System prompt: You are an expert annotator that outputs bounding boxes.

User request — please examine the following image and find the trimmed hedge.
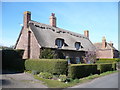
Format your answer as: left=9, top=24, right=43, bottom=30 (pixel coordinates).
left=112, top=62, right=117, bottom=71
left=2, top=49, right=25, bottom=72
left=98, top=58, right=119, bottom=60
left=96, top=58, right=120, bottom=63
left=25, top=59, right=68, bottom=75
left=68, top=64, right=98, bottom=79
left=98, top=63, right=113, bottom=73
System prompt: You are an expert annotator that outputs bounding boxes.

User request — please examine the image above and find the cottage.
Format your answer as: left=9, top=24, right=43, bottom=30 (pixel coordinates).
left=14, top=11, right=96, bottom=63
left=94, top=36, right=119, bottom=58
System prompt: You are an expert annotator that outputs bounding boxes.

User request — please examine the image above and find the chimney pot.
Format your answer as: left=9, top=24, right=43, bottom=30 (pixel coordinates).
left=23, top=11, right=31, bottom=29
left=50, top=13, right=56, bottom=27
left=102, top=36, right=106, bottom=49
left=84, top=30, right=89, bottom=38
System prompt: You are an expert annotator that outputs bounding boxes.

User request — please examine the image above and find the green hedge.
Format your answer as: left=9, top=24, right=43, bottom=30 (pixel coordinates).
left=98, top=58, right=119, bottom=60
left=68, top=64, right=98, bottom=79
left=112, top=62, right=117, bottom=71
left=98, top=63, right=113, bottom=73
left=25, top=59, right=68, bottom=75
left=2, top=49, right=25, bottom=72
left=96, top=58, right=120, bottom=63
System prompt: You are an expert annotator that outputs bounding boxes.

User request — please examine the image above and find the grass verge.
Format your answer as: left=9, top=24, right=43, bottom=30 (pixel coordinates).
left=33, top=70, right=118, bottom=88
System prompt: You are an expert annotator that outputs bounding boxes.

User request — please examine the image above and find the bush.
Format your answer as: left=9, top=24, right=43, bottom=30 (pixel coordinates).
left=59, top=75, right=67, bottom=82
left=115, top=58, right=120, bottom=62
left=40, top=49, right=55, bottom=59
left=32, top=70, right=39, bottom=75
left=68, top=64, right=98, bottom=79
left=96, top=58, right=120, bottom=63
left=38, top=72, right=53, bottom=79
left=25, top=59, right=68, bottom=75
left=112, top=62, right=117, bottom=71
left=98, top=63, right=112, bottom=73
left=2, top=49, right=25, bottom=72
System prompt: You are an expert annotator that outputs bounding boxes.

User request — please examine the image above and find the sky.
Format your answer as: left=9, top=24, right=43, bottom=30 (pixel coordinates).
left=1, top=2, right=118, bottom=49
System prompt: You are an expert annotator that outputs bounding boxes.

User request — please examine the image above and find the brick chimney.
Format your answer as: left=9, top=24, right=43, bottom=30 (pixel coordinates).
left=49, top=13, right=56, bottom=27
left=84, top=30, right=89, bottom=38
left=102, top=36, right=106, bottom=49
left=23, top=11, right=31, bottom=29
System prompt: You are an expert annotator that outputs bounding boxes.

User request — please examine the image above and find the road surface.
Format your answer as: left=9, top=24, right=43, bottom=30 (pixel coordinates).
left=71, top=72, right=118, bottom=88
left=1, top=72, right=48, bottom=88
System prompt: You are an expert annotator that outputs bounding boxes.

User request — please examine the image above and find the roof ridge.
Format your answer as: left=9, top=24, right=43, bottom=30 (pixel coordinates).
left=29, top=20, right=88, bottom=39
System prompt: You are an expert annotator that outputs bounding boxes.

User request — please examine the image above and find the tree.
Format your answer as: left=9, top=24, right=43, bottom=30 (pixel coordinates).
left=40, top=48, right=55, bottom=59
left=54, top=50, right=65, bottom=59
left=83, top=50, right=97, bottom=64
left=39, top=48, right=65, bottom=59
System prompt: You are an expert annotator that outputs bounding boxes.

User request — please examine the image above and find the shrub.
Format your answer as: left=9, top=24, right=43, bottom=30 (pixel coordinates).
left=25, top=59, right=68, bottom=75
left=40, top=48, right=65, bottom=59
left=38, top=72, right=53, bottom=79
left=2, top=49, right=25, bottom=72
left=73, top=79, right=79, bottom=83
left=59, top=75, right=67, bottom=82
left=98, top=63, right=112, bottom=73
left=32, top=70, right=39, bottom=75
left=96, top=58, right=120, bottom=63
left=116, top=58, right=120, bottom=62
left=68, top=64, right=98, bottom=79
left=112, top=62, right=117, bottom=71
left=40, top=49, right=55, bottom=59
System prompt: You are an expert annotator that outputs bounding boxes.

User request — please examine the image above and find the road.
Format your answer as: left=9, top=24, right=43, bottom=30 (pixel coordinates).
left=1, top=71, right=119, bottom=88
left=1, top=72, right=48, bottom=88
left=70, top=72, right=118, bottom=88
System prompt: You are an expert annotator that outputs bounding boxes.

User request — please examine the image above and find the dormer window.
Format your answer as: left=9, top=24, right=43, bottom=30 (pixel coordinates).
left=55, top=38, right=64, bottom=48
left=75, top=42, right=81, bottom=50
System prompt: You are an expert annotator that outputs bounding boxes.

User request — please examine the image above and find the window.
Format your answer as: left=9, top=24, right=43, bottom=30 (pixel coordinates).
left=55, top=38, right=64, bottom=48
left=76, top=57, right=80, bottom=64
left=75, top=42, right=81, bottom=50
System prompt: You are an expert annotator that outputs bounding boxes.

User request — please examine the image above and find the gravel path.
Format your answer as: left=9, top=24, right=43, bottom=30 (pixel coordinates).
left=2, top=72, right=48, bottom=88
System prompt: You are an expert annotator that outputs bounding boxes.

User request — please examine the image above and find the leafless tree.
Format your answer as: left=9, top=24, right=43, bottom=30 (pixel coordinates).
left=83, top=50, right=97, bottom=64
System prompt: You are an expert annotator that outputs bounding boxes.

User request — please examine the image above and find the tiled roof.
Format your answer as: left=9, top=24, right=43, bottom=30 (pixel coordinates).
left=94, top=42, right=117, bottom=50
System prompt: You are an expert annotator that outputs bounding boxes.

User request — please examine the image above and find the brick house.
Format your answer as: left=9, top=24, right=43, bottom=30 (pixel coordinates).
left=14, top=11, right=96, bottom=63
left=94, top=36, right=119, bottom=58
left=14, top=11, right=119, bottom=63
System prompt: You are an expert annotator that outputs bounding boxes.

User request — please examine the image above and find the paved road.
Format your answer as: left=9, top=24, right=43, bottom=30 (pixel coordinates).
left=1, top=72, right=48, bottom=88
left=71, top=72, right=118, bottom=88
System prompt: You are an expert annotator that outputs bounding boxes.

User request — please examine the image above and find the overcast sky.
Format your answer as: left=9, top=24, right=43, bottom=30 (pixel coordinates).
left=2, top=2, right=118, bottom=49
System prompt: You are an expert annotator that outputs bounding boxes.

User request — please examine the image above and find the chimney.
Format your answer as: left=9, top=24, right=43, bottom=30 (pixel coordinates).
left=49, top=13, right=56, bottom=27
left=23, top=11, right=31, bottom=29
left=109, top=41, right=113, bottom=47
left=84, top=30, right=89, bottom=38
left=102, top=36, right=106, bottom=49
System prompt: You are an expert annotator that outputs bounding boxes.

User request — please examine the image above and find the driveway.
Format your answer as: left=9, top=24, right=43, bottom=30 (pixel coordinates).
left=70, top=72, right=118, bottom=88
left=1, top=72, right=48, bottom=88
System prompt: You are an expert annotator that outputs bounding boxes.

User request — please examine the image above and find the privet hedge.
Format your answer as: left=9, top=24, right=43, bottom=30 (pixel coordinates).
left=98, top=63, right=113, bottom=73
left=2, top=49, right=24, bottom=72
left=112, top=62, right=117, bottom=70
left=68, top=64, right=98, bottom=79
left=25, top=59, right=68, bottom=75
left=96, top=58, right=120, bottom=63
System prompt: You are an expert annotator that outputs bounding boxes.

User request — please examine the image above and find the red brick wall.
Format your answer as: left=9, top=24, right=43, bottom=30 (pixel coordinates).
left=15, top=28, right=29, bottom=59
left=96, top=49, right=113, bottom=58
left=15, top=28, right=40, bottom=59
left=30, top=29, right=40, bottom=59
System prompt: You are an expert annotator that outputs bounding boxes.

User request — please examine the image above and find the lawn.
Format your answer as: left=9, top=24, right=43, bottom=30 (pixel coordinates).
left=33, top=70, right=118, bottom=88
